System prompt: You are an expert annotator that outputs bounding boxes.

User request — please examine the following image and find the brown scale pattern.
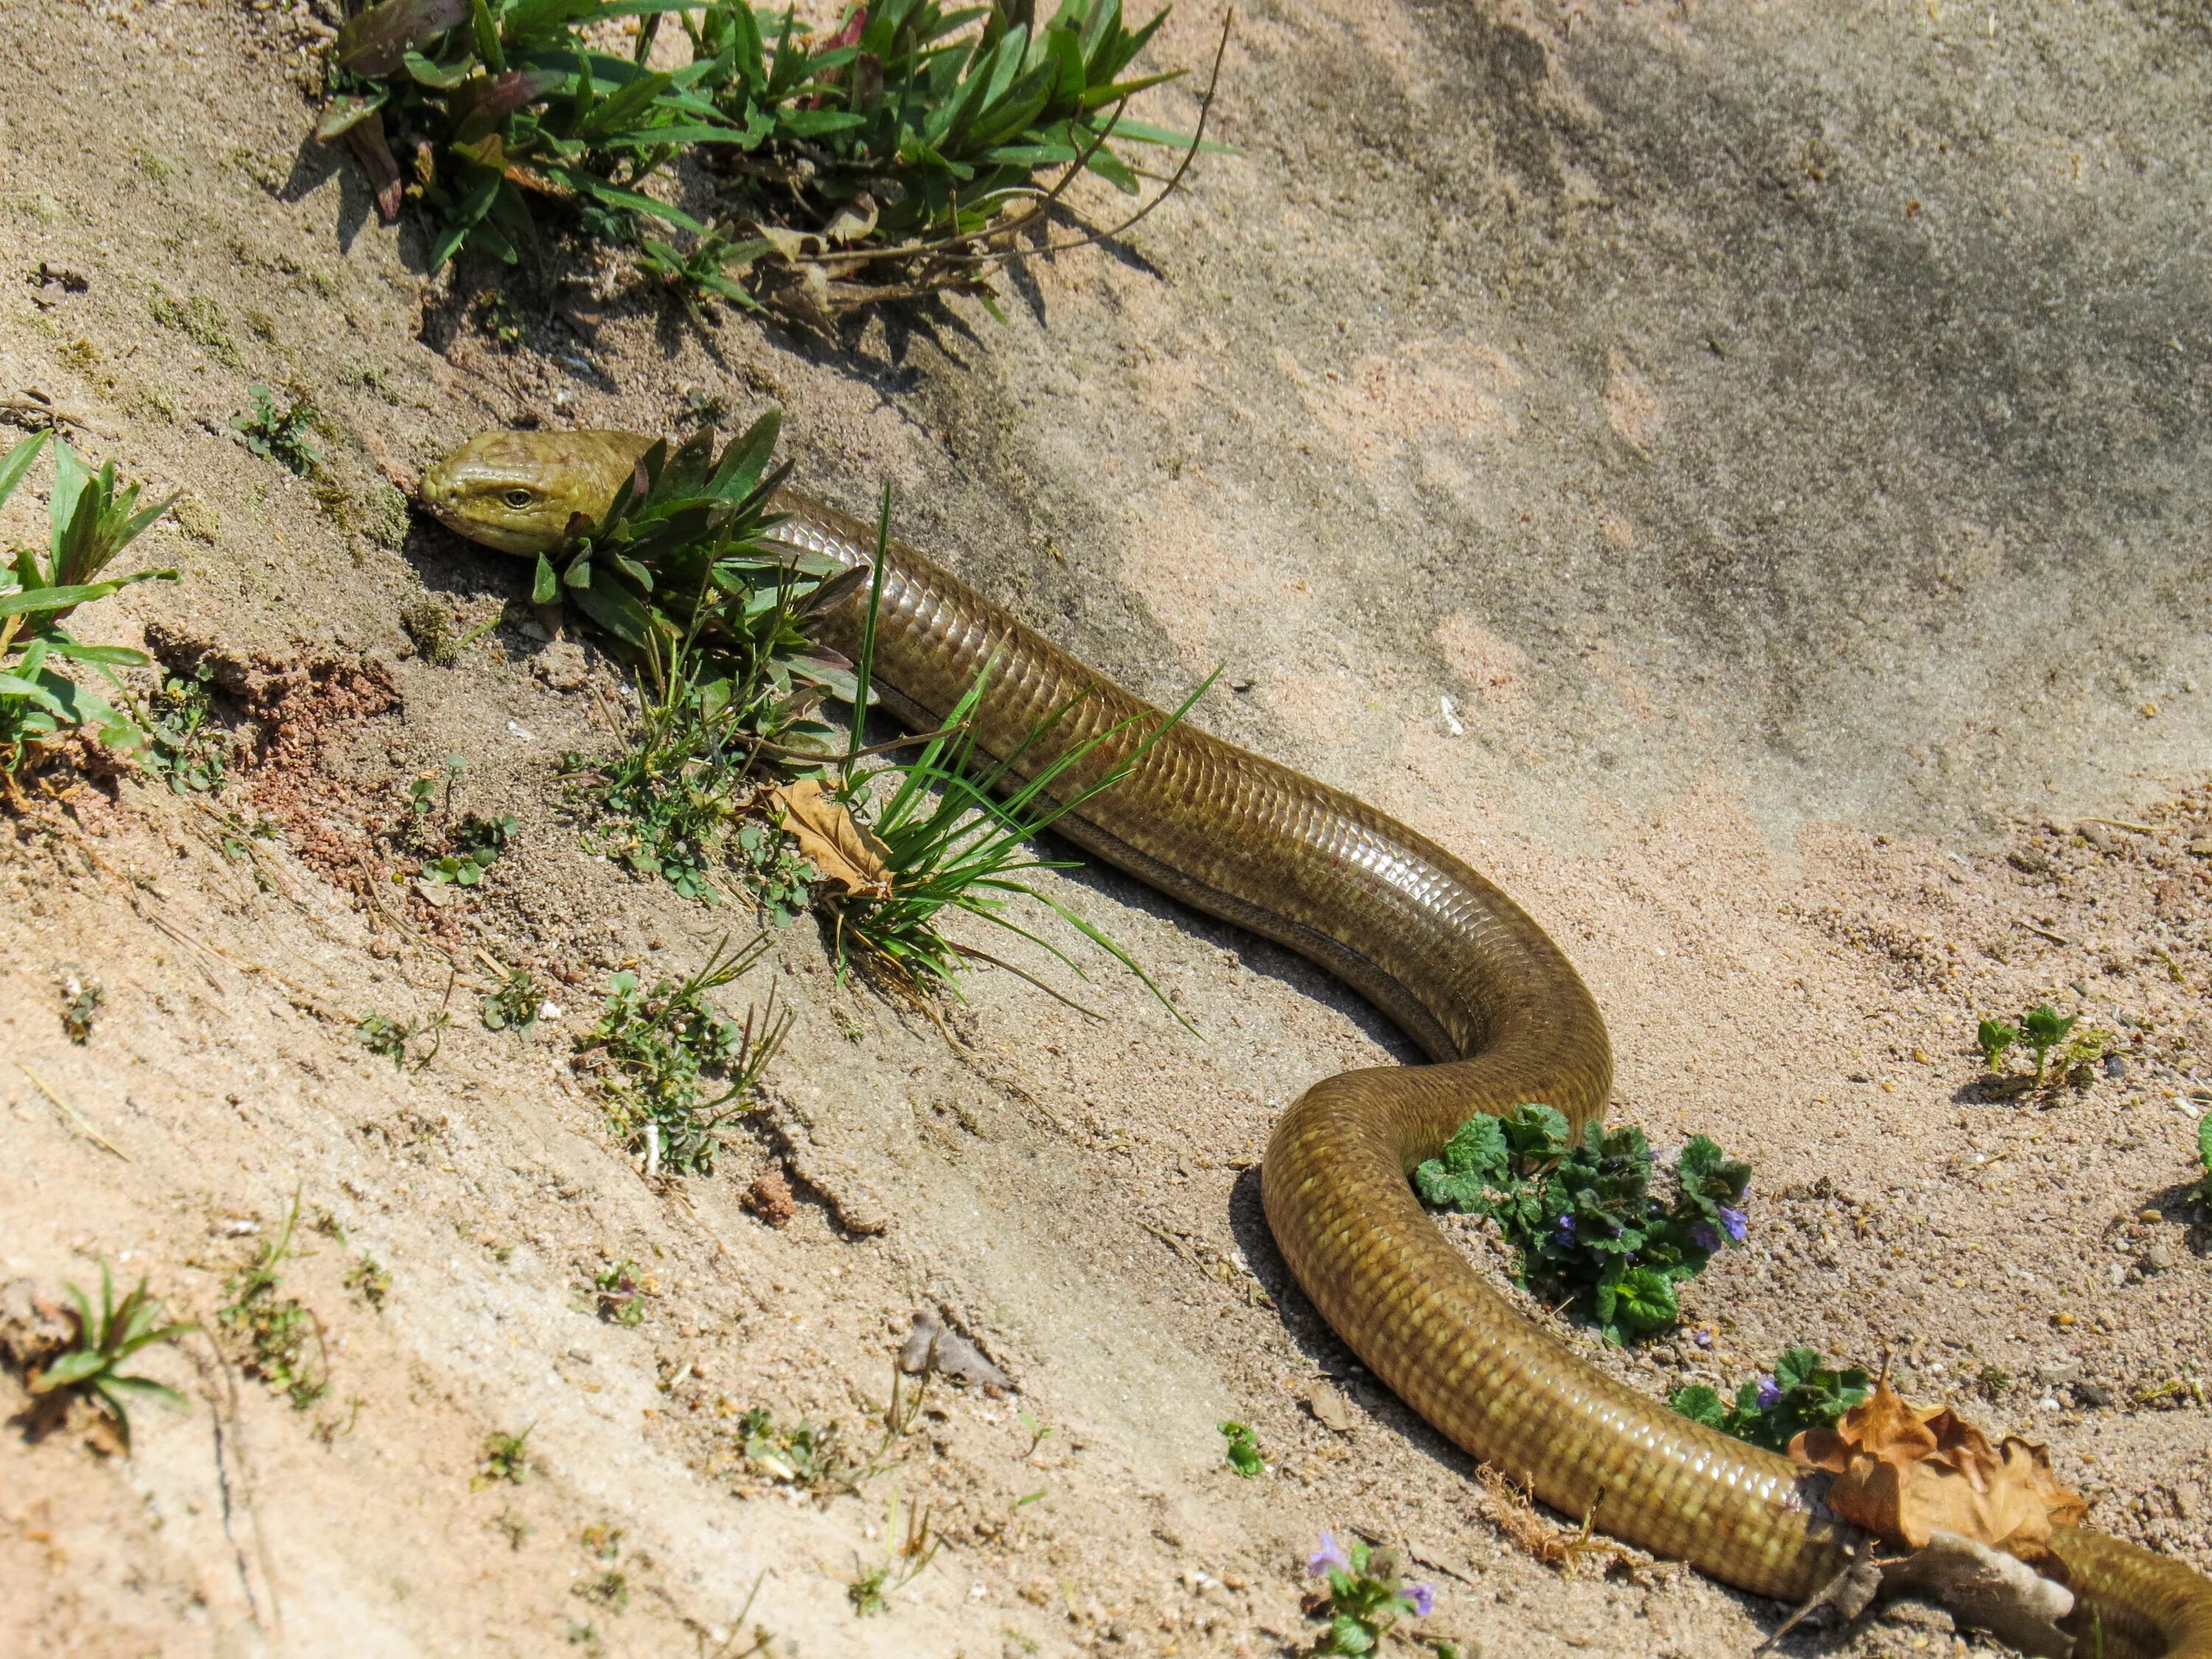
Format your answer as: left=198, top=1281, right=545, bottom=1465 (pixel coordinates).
left=438, top=433, right=2212, bottom=1657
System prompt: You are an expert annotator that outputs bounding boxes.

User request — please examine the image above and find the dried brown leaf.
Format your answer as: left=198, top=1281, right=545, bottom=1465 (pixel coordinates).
left=770, top=779, right=892, bottom=900
left=1791, top=1378, right=2088, bottom=1559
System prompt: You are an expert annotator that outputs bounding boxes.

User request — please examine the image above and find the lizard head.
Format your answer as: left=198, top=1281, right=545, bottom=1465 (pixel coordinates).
left=420, top=428, right=654, bottom=556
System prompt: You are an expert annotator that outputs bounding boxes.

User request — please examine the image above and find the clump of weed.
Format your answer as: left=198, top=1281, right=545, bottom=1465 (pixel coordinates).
left=1976, top=1002, right=2111, bottom=1091
left=218, top=1192, right=327, bottom=1410
left=573, top=934, right=792, bottom=1176
left=321, top=0, right=1222, bottom=324
left=1219, top=1419, right=1264, bottom=1478
left=1975, top=1363, right=2013, bottom=1402
left=142, top=662, right=230, bottom=793
left=1669, top=1346, right=1870, bottom=1453
left=574, top=1568, right=629, bottom=1612
left=847, top=1489, right=939, bottom=1615
left=477, top=1425, right=533, bottom=1487
left=1303, top=1533, right=1451, bottom=1657
left=358, top=1009, right=450, bottom=1071
left=232, top=385, right=320, bottom=476
left=344, top=1255, right=392, bottom=1311
left=737, top=819, right=813, bottom=925
left=24, top=1261, right=192, bottom=1451
left=60, top=972, right=101, bottom=1043
left=1415, top=1104, right=1750, bottom=1345
left=554, top=420, right=848, bottom=902
left=0, top=431, right=178, bottom=781
left=2194, top=1116, right=2212, bottom=1222
left=739, top=1406, right=856, bottom=1495
left=483, top=967, right=552, bottom=1033
left=591, top=1259, right=653, bottom=1326
left=398, top=597, right=458, bottom=667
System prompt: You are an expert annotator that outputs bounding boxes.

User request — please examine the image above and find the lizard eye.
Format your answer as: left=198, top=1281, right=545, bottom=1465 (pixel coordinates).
left=502, top=487, right=534, bottom=509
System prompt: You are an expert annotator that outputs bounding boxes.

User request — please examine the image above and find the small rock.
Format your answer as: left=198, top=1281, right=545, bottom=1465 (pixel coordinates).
left=0, top=1279, right=74, bottom=1373
left=2142, top=1244, right=2174, bottom=1275
left=2073, top=1380, right=2115, bottom=1410
left=1307, top=1382, right=1356, bottom=1434
left=532, top=640, right=591, bottom=692
left=741, top=1168, right=796, bottom=1226
left=2104, top=1054, right=2128, bottom=1079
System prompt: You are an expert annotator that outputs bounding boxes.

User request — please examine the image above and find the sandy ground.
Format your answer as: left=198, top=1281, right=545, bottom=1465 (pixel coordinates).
left=1, top=1, right=2208, bottom=1656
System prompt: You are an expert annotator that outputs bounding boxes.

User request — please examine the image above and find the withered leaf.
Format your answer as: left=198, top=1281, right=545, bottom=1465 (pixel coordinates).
left=771, top=779, right=893, bottom=901
left=1792, top=1378, right=2088, bottom=1560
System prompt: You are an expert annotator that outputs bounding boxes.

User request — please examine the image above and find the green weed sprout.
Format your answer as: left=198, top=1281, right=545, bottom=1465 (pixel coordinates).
left=1304, top=1533, right=1450, bottom=1658
left=0, top=432, right=178, bottom=776
left=1669, top=1346, right=1870, bottom=1453
left=425, top=810, right=515, bottom=885
left=218, top=1192, right=327, bottom=1411
left=232, top=386, right=321, bottom=476
left=28, top=1262, right=193, bottom=1451
left=1414, top=1105, right=1750, bottom=1345
left=2022, top=1004, right=2079, bottom=1083
left=478, top=1425, right=533, bottom=1486
left=2196, top=1116, right=2212, bottom=1219
left=739, top=1406, right=855, bottom=1494
left=593, top=1259, right=650, bottom=1326
left=1977, top=1017, right=2018, bottom=1074
left=482, top=966, right=549, bottom=1032
left=1218, top=1419, right=1264, bottom=1478
left=847, top=1488, right=939, bottom=1615
left=358, top=1009, right=450, bottom=1071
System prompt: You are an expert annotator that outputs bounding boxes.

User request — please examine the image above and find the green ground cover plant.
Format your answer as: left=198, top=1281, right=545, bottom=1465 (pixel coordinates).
left=573, top=933, right=792, bottom=1175
left=1668, top=1346, right=1871, bottom=1453
left=1413, top=1104, right=1750, bottom=1345
left=321, top=0, right=1222, bottom=322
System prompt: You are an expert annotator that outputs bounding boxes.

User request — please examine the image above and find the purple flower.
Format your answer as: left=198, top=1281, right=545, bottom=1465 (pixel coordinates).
left=1400, top=1582, right=1436, bottom=1618
left=1554, top=1214, right=1577, bottom=1245
left=1755, top=1375, right=1784, bottom=1411
left=1719, top=1206, right=1748, bottom=1244
left=1692, top=1328, right=1714, bottom=1350
left=1307, top=1532, right=1349, bottom=1577
left=1691, top=1222, right=1719, bottom=1253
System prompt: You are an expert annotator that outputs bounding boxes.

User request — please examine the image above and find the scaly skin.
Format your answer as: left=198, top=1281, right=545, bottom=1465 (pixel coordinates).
left=425, top=430, right=2212, bottom=1658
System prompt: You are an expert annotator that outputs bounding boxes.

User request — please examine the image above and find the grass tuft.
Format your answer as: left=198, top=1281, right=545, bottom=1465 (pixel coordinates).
left=27, top=1261, right=192, bottom=1452
left=0, top=431, right=178, bottom=782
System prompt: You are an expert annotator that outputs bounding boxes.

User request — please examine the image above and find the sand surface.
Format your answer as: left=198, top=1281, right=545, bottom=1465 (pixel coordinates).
left=1, top=2, right=2208, bottom=1656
